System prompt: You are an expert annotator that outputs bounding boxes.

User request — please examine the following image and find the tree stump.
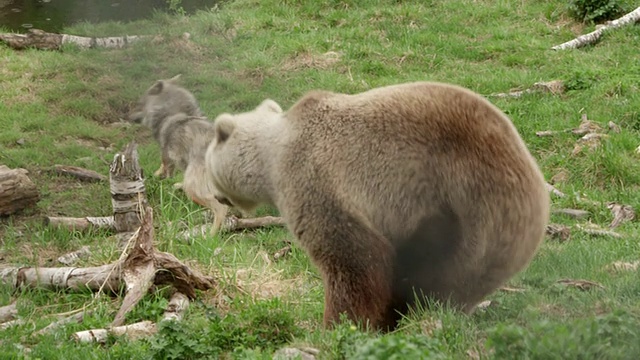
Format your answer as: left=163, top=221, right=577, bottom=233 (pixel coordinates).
left=0, top=165, right=39, bottom=216
left=110, top=142, right=147, bottom=234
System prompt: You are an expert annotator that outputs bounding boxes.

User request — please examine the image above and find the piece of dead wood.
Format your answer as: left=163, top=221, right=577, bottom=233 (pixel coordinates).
left=536, top=113, right=606, bottom=138
left=556, top=279, right=605, bottom=290
left=546, top=224, right=572, bottom=242
left=572, top=132, right=609, bottom=156
left=607, top=202, right=635, bottom=228
left=74, top=292, right=189, bottom=343
left=0, top=28, right=153, bottom=51
left=605, top=260, right=640, bottom=273
left=552, top=7, right=640, bottom=50
left=180, top=215, right=287, bottom=242
left=490, top=80, right=565, bottom=98
left=111, top=207, right=157, bottom=327
left=499, top=286, right=526, bottom=293
left=52, top=165, right=107, bottom=183
left=0, top=302, right=17, bottom=324
left=576, top=223, right=622, bottom=238
left=1, top=212, right=214, bottom=297
left=274, top=347, right=319, bottom=360
left=608, top=121, right=621, bottom=133
left=0, top=318, right=25, bottom=330
left=34, top=309, right=89, bottom=336
left=0, top=165, right=39, bottom=216
left=545, top=182, right=566, bottom=198
left=43, top=216, right=115, bottom=232
left=73, top=320, right=157, bottom=343
left=273, top=245, right=292, bottom=261
left=553, top=208, right=590, bottom=219
left=162, top=292, right=190, bottom=322
left=57, top=246, right=92, bottom=266
left=111, top=141, right=148, bottom=235
left=0, top=263, right=122, bottom=293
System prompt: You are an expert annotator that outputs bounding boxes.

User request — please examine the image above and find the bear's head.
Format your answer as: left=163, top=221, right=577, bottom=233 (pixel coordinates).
left=206, top=99, right=284, bottom=212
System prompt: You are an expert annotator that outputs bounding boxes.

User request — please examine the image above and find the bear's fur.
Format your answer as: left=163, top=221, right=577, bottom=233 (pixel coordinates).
left=205, top=81, right=550, bottom=331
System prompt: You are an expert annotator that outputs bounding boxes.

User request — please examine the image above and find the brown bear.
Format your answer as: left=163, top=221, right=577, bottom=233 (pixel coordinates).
left=204, top=81, right=550, bottom=331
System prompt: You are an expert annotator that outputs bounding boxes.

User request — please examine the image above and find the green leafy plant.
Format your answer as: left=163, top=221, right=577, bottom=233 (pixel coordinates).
left=568, top=0, right=623, bottom=23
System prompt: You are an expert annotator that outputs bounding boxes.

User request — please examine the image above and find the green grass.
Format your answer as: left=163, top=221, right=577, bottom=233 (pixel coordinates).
left=1, top=0, right=640, bottom=358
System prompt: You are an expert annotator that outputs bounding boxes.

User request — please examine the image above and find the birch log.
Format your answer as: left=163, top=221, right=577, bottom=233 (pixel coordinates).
left=73, top=321, right=157, bottom=343
left=180, top=215, right=287, bottom=242
left=0, top=28, right=151, bottom=50
left=0, top=264, right=122, bottom=293
left=43, top=216, right=115, bottom=232
left=0, top=165, right=39, bottom=215
left=552, top=7, right=640, bottom=50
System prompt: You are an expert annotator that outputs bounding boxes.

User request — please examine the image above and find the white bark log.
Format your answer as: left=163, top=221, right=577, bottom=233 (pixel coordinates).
left=57, top=246, right=92, bottom=266
left=161, top=292, right=189, bottom=322
left=0, top=264, right=121, bottom=293
left=44, top=216, right=115, bottom=232
left=180, top=215, right=286, bottom=242
left=552, top=7, right=640, bottom=50
left=73, top=321, right=157, bottom=343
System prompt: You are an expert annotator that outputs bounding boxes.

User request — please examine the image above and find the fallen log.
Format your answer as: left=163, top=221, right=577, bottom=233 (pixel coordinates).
left=73, top=320, right=157, bottom=343
left=180, top=215, right=287, bottom=242
left=74, top=292, right=190, bottom=343
left=552, top=7, right=640, bottom=50
left=52, top=165, right=107, bottom=183
left=0, top=28, right=152, bottom=51
left=57, top=246, right=92, bottom=266
left=43, top=216, right=115, bottom=232
left=34, top=310, right=89, bottom=336
left=0, top=165, right=39, bottom=216
left=0, top=263, right=122, bottom=293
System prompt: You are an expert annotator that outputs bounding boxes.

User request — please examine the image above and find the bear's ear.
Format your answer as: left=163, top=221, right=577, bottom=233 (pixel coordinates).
left=214, top=115, right=236, bottom=144
left=148, top=80, right=164, bottom=95
left=259, top=99, right=283, bottom=114
left=167, top=74, right=182, bottom=83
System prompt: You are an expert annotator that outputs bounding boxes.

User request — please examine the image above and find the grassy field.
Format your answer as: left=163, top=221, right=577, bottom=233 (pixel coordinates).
left=1, top=0, right=640, bottom=358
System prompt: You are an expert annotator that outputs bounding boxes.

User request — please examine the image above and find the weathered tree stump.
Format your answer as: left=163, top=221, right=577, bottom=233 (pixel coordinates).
left=110, top=142, right=147, bottom=235
left=0, top=165, right=39, bottom=216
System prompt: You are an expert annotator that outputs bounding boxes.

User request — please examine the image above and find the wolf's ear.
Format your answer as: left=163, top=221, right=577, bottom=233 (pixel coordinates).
left=148, top=80, right=164, bottom=95
left=214, top=115, right=235, bottom=144
left=128, top=111, right=144, bottom=123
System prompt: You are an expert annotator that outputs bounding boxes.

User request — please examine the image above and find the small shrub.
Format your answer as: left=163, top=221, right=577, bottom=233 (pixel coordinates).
left=486, top=310, right=640, bottom=359
left=568, top=0, right=623, bottom=23
left=350, top=333, right=448, bottom=360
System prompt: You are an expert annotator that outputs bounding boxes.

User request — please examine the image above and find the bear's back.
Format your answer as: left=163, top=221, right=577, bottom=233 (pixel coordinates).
left=280, top=81, right=547, bottom=245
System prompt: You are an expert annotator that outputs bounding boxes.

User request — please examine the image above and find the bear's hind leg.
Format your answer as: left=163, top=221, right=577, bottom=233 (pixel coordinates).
left=302, top=211, right=396, bottom=332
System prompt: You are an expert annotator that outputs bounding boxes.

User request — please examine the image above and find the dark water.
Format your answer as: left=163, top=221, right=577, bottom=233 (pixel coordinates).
left=0, top=0, right=219, bottom=33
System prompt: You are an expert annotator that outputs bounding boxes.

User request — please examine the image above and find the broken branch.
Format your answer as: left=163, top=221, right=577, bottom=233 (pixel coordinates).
left=52, top=165, right=107, bottom=183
